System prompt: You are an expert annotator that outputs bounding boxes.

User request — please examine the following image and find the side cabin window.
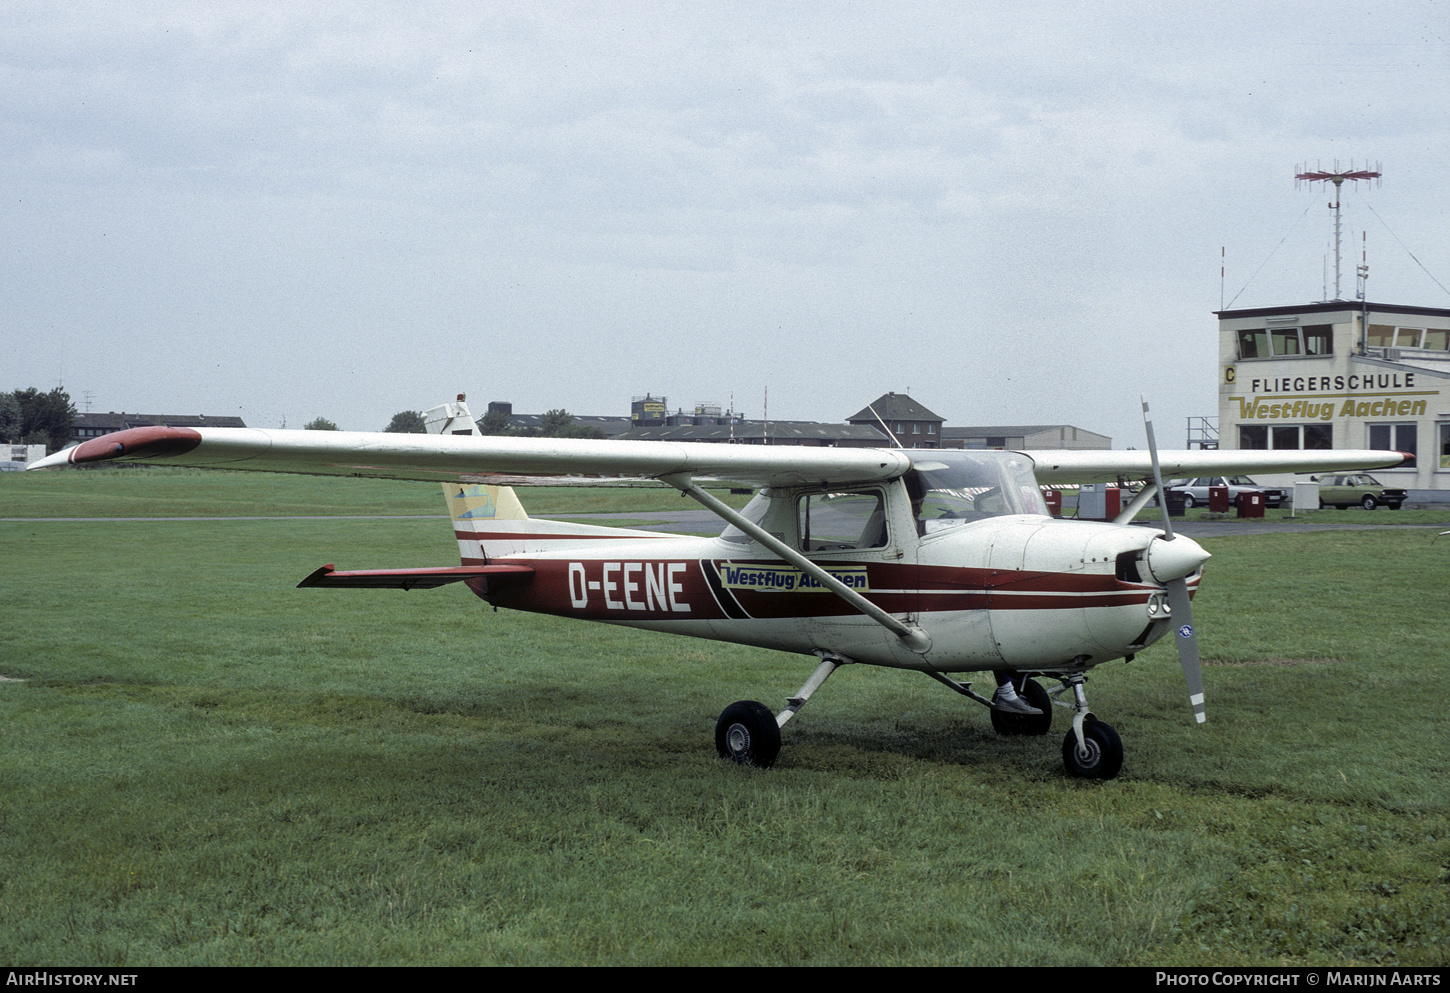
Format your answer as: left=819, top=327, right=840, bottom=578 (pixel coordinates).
left=797, top=490, right=888, bottom=552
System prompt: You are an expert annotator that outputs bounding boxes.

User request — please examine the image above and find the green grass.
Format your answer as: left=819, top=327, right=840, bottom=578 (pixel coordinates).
left=0, top=471, right=1446, bottom=965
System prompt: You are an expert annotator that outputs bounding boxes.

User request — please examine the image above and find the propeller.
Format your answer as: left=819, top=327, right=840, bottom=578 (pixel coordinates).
left=1142, top=396, right=1208, bottom=724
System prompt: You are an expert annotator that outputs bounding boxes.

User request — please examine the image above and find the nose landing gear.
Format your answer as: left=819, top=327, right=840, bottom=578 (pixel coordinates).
left=1058, top=673, right=1123, bottom=780
left=1062, top=718, right=1123, bottom=779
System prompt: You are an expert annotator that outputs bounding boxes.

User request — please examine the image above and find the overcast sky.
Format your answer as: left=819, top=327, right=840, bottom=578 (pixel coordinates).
left=3, top=1, right=1446, bottom=448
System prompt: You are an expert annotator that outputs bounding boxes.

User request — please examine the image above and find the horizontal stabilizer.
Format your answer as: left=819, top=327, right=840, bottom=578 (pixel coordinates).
left=297, top=563, right=534, bottom=591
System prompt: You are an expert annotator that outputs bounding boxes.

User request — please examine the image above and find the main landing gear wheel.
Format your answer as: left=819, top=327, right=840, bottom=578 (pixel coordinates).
left=1061, top=719, right=1123, bottom=780
left=990, top=677, right=1053, bottom=737
left=716, top=701, right=781, bottom=769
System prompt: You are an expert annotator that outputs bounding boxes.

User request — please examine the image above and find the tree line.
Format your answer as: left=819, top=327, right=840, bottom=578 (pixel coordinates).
left=0, top=388, right=603, bottom=452
left=0, top=387, right=76, bottom=452
left=382, top=408, right=604, bottom=438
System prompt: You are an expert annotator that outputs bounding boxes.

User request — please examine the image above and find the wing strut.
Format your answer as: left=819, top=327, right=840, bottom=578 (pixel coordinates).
left=1113, top=481, right=1160, bottom=525
left=662, top=474, right=932, bottom=654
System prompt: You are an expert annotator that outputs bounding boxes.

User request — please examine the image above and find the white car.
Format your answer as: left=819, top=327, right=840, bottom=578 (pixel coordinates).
left=1166, top=476, right=1287, bottom=509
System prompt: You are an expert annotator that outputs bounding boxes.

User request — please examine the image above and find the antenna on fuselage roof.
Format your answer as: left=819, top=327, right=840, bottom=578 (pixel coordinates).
left=867, top=403, right=904, bottom=449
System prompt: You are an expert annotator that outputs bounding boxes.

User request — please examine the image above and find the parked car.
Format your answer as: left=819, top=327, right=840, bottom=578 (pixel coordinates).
left=1165, top=476, right=1288, bottom=509
left=1311, top=473, right=1406, bottom=510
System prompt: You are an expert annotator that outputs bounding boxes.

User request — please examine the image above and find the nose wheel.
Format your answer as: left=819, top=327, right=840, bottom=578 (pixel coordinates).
left=1061, top=718, right=1123, bottom=779
left=1055, top=671, right=1124, bottom=779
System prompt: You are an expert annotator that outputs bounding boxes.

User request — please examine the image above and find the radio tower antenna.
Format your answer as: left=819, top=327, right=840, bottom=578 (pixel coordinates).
left=1295, top=160, right=1381, bottom=301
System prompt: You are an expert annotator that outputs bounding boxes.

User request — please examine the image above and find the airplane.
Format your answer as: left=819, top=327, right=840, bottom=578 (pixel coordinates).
left=28, top=396, right=1409, bottom=779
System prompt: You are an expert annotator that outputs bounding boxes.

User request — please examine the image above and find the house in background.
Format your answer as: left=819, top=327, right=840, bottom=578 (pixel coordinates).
left=72, top=412, right=247, bottom=444
left=845, top=393, right=945, bottom=448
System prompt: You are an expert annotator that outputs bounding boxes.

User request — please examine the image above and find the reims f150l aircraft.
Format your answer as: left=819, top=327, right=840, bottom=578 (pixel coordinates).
left=30, top=397, right=1406, bottom=778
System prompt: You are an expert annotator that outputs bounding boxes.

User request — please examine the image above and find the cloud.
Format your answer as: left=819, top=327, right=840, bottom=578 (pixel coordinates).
left=1, top=0, right=1445, bottom=442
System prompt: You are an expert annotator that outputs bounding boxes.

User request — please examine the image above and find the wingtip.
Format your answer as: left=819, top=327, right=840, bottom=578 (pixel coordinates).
left=35, top=426, right=205, bottom=467
left=26, top=450, right=73, bottom=470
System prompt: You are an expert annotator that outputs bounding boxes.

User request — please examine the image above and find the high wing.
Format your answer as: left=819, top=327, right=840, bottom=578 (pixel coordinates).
left=28, top=424, right=1407, bottom=486
left=1028, top=447, right=1409, bottom=484
left=27, top=424, right=913, bottom=488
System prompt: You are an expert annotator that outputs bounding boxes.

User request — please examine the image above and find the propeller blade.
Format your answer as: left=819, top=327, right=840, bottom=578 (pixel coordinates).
left=1165, top=576, right=1206, bottom=724
left=1142, top=395, right=1205, bottom=724
left=1140, top=395, right=1174, bottom=539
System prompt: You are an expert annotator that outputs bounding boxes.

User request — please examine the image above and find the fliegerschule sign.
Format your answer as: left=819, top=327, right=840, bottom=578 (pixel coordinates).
left=1226, top=369, right=1433, bottom=421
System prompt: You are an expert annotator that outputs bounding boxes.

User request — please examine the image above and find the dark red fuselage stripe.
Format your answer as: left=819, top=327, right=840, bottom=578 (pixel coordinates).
left=465, top=556, right=1189, bottom=621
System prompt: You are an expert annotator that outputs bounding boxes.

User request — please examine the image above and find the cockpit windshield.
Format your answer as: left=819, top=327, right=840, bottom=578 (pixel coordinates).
left=718, top=451, right=1046, bottom=545
left=905, top=450, right=1047, bottom=531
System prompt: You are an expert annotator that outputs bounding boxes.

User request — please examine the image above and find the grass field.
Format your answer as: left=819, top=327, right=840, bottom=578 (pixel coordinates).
left=1, top=470, right=1446, bottom=966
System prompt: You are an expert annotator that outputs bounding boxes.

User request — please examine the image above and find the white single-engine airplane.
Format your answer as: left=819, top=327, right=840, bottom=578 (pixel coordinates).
left=30, top=396, right=1408, bottom=778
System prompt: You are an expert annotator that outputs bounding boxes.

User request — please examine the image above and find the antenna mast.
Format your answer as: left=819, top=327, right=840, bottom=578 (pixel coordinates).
left=1295, top=160, right=1381, bottom=301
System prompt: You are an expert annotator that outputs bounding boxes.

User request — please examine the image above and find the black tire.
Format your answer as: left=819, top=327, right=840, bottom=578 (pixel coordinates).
left=990, top=677, right=1053, bottom=737
left=1388, top=503, right=1401, bottom=510
left=715, top=701, right=781, bottom=768
left=1318, top=499, right=1326, bottom=509
left=1061, top=719, right=1123, bottom=780
left=1361, top=494, right=1377, bottom=510
left=1182, top=494, right=1196, bottom=509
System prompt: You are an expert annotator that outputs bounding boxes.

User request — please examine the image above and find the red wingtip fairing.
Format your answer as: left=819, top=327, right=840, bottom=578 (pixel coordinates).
left=67, top=427, right=204, bottom=464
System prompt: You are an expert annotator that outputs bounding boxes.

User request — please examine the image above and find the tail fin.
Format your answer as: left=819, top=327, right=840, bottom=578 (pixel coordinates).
left=423, top=395, right=531, bottom=563
left=422, top=394, right=677, bottom=563
left=444, top=480, right=678, bottom=561
left=443, top=482, right=536, bottom=564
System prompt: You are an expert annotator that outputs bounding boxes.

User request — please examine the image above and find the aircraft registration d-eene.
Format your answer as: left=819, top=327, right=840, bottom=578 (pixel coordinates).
left=29, top=397, right=1408, bottom=779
